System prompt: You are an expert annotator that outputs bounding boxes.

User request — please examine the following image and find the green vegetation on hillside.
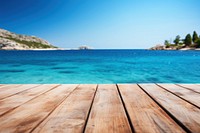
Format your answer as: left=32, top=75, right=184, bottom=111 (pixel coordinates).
left=164, top=31, right=200, bottom=49
left=0, top=35, right=57, bottom=49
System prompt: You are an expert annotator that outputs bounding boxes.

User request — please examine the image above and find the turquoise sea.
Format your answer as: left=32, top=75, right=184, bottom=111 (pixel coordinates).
left=0, top=50, right=200, bottom=84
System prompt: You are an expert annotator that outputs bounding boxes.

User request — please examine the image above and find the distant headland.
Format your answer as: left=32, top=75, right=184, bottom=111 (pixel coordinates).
left=0, top=28, right=59, bottom=50
left=0, top=28, right=94, bottom=50
left=150, top=31, right=200, bottom=50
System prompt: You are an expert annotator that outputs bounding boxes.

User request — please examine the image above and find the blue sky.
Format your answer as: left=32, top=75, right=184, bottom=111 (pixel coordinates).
left=0, top=0, right=199, bottom=49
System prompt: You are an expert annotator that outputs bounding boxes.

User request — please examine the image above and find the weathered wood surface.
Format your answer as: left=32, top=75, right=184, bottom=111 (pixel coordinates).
left=0, top=84, right=39, bottom=100
left=177, top=84, right=200, bottom=93
left=0, top=84, right=77, bottom=133
left=0, top=84, right=22, bottom=91
left=85, top=84, right=132, bottom=133
left=158, top=84, right=200, bottom=108
left=0, top=84, right=59, bottom=116
left=33, top=84, right=97, bottom=133
left=139, top=84, right=200, bottom=133
left=0, top=84, right=199, bottom=133
left=118, top=84, right=185, bottom=133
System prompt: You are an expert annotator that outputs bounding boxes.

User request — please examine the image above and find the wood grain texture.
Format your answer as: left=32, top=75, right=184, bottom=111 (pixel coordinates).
left=0, top=84, right=78, bottom=133
left=158, top=84, right=200, bottom=108
left=0, top=84, right=59, bottom=116
left=0, top=84, right=39, bottom=99
left=0, top=84, right=199, bottom=133
left=85, top=84, right=132, bottom=133
left=118, top=84, right=185, bottom=133
left=0, top=84, right=22, bottom=91
left=139, top=84, right=200, bottom=133
left=177, top=84, right=200, bottom=93
left=33, top=84, right=97, bottom=133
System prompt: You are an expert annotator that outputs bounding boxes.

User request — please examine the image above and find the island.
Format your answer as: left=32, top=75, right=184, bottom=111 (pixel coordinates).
left=78, top=45, right=92, bottom=50
left=150, top=31, right=200, bottom=50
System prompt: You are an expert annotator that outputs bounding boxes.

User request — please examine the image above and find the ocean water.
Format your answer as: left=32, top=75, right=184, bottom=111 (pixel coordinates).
left=0, top=50, right=200, bottom=84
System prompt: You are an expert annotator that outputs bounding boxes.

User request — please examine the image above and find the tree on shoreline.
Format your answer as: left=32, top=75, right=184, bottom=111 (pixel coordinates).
left=160, top=31, right=200, bottom=49
left=184, top=34, right=192, bottom=46
left=192, top=31, right=198, bottom=43
left=164, top=40, right=171, bottom=47
left=174, top=35, right=180, bottom=45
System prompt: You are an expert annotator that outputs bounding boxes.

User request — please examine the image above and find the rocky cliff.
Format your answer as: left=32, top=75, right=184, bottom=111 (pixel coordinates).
left=0, top=28, right=57, bottom=50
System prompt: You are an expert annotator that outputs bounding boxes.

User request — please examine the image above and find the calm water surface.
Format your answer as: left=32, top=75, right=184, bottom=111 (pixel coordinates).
left=0, top=50, right=200, bottom=83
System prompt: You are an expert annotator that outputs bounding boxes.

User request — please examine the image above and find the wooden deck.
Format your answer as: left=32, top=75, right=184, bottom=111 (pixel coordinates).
left=0, top=84, right=199, bottom=133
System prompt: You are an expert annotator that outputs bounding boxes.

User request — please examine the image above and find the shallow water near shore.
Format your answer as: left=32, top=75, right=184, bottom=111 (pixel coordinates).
left=0, top=49, right=200, bottom=84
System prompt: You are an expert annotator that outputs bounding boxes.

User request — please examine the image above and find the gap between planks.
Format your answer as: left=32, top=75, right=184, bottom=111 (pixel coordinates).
left=157, top=84, right=200, bottom=109
left=139, top=84, right=200, bottom=133
left=0, top=84, right=199, bottom=133
left=85, top=84, right=132, bottom=133
left=118, top=84, right=185, bottom=133
left=176, top=84, right=200, bottom=94
left=0, top=84, right=79, bottom=133
left=0, top=84, right=60, bottom=117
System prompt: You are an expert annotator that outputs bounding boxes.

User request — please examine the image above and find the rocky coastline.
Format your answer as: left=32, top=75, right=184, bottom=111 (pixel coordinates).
left=149, top=44, right=200, bottom=50
left=0, top=28, right=58, bottom=50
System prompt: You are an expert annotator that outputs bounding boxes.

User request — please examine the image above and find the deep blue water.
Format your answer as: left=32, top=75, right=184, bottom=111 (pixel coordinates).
left=0, top=50, right=200, bottom=83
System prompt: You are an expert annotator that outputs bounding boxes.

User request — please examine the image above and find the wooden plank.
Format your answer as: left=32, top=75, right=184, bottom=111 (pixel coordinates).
left=177, top=84, right=200, bottom=93
left=0, top=84, right=78, bottom=133
left=0, top=84, right=40, bottom=99
left=85, top=84, right=132, bottom=133
left=33, top=84, right=97, bottom=133
left=158, top=84, right=200, bottom=108
left=118, top=84, right=185, bottom=133
left=0, top=84, right=59, bottom=116
left=139, top=84, right=200, bottom=133
left=0, top=84, right=22, bottom=90
left=0, top=84, right=10, bottom=88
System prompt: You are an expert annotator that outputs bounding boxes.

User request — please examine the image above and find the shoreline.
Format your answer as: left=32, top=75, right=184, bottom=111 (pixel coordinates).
left=149, top=44, right=200, bottom=51
left=1, top=48, right=200, bottom=51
